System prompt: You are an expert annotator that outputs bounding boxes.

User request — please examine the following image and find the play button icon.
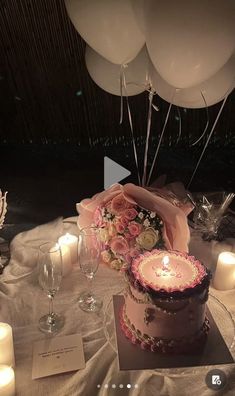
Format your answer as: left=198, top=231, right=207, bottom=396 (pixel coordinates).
left=104, top=156, right=131, bottom=190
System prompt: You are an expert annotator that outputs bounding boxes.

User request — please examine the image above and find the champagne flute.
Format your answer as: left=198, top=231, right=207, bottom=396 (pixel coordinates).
left=38, top=242, right=64, bottom=333
left=78, top=227, right=103, bottom=313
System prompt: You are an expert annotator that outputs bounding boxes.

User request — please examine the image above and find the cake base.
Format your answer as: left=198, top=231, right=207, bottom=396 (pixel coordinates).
left=112, top=295, right=234, bottom=371
left=120, top=304, right=209, bottom=355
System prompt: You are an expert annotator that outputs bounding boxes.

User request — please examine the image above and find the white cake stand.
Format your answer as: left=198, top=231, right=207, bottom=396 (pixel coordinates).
left=103, top=291, right=235, bottom=377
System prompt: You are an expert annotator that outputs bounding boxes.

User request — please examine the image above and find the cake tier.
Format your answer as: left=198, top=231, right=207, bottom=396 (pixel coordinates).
left=120, top=304, right=210, bottom=354
left=125, top=283, right=209, bottom=340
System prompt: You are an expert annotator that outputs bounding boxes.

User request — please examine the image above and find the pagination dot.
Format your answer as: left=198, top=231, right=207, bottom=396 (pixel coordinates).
left=135, top=384, right=139, bottom=388
left=104, top=384, right=108, bottom=389
left=119, top=384, right=124, bottom=388
left=112, top=384, right=116, bottom=389
left=127, top=384, right=131, bottom=389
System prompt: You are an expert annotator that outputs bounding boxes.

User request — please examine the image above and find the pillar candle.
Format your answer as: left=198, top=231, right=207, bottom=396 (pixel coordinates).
left=50, top=244, right=71, bottom=277
left=0, top=323, right=15, bottom=367
left=0, top=365, right=15, bottom=396
left=58, top=233, right=78, bottom=275
left=213, top=252, right=235, bottom=290
left=60, top=244, right=72, bottom=277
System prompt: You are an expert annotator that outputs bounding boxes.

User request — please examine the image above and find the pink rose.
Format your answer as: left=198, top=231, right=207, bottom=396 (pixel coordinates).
left=110, top=236, right=129, bottom=254
left=110, top=194, right=132, bottom=215
left=124, top=232, right=135, bottom=241
left=124, top=208, right=138, bottom=220
left=116, top=222, right=125, bottom=234
left=130, top=247, right=140, bottom=258
left=124, top=253, right=132, bottom=264
left=128, top=222, right=142, bottom=236
left=120, top=216, right=129, bottom=227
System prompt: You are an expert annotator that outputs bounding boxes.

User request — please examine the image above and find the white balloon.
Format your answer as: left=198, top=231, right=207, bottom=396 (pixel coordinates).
left=85, top=45, right=149, bottom=96
left=130, top=0, right=149, bottom=35
left=65, top=0, right=145, bottom=65
left=150, top=54, right=235, bottom=108
left=147, top=0, right=235, bottom=88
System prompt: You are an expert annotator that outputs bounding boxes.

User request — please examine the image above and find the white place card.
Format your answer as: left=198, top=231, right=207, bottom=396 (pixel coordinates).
left=32, top=334, right=85, bottom=379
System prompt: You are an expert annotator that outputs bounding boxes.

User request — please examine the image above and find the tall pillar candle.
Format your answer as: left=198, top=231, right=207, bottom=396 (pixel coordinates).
left=213, top=252, right=235, bottom=290
left=0, top=323, right=15, bottom=367
left=58, top=233, right=78, bottom=276
left=0, top=365, right=15, bottom=396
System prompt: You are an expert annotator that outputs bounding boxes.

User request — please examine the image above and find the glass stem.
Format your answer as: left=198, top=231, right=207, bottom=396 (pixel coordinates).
left=48, top=295, right=54, bottom=317
left=87, top=275, right=93, bottom=295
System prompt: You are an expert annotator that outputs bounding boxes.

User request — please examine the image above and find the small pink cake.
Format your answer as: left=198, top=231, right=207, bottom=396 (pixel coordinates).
left=121, top=250, right=211, bottom=354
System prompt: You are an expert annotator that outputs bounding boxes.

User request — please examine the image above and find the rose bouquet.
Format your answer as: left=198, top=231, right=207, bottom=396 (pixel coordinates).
left=94, top=194, right=165, bottom=270
left=77, top=183, right=192, bottom=271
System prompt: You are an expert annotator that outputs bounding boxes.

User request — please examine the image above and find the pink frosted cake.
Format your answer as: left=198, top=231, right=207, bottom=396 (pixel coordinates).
left=121, top=250, right=211, bottom=354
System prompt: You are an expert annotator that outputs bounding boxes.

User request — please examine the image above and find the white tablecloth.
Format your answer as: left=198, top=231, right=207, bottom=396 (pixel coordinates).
left=0, top=217, right=235, bottom=396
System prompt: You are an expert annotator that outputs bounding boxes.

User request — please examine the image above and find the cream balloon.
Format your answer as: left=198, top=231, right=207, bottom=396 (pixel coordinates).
left=65, top=0, right=145, bottom=65
left=150, top=54, right=235, bottom=108
left=85, top=45, right=149, bottom=96
left=147, top=0, right=235, bottom=88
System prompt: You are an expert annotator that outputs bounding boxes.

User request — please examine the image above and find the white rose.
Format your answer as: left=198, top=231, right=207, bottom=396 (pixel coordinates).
left=108, top=224, right=116, bottom=237
left=101, top=250, right=111, bottom=263
left=99, top=228, right=109, bottom=242
left=136, top=227, right=159, bottom=250
left=110, top=259, right=123, bottom=271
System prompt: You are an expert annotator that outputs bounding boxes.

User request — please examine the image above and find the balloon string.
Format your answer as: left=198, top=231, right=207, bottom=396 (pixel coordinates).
left=122, top=70, right=141, bottom=186
left=187, top=94, right=228, bottom=189
left=147, top=98, right=174, bottom=186
left=190, top=91, right=209, bottom=146
left=176, top=107, right=182, bottom=144
left=119, top=64, right=126, bottom=125
left=142, top=89, right=154, bottom=187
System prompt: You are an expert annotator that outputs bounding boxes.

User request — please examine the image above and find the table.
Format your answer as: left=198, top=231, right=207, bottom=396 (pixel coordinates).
left=0, top=217, right=235, bottom=396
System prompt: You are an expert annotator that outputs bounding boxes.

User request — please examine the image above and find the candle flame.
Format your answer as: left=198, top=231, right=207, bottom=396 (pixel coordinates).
left=162, top=255, right=170, bottom=267
left=0, top=365, right=14, bottom=387
left=219, top=252, right=235, bottom=265
left=0, top=327, right=7, bottom=340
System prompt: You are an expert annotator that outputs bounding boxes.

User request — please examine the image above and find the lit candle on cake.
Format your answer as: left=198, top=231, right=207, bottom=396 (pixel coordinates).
left=213, top=252, right=235, bottom=290
left=162, top=255, right=170, bottom=272
left=58, top=233, right=78, bottom=276
left=148, top=251, right=201, bottom=290
left=153, top=254, right=182, bottom=280
left=0, top=323, right=15, bottom=367
left=0, top=365, right=15, bottom=396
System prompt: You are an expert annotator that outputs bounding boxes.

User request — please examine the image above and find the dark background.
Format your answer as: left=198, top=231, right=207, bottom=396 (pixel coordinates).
left=0, top=0, right=234, bottom=226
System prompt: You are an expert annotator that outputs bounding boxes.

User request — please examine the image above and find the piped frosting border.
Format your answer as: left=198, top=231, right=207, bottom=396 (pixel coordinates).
left=126, top=249, right=211, bottom=300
